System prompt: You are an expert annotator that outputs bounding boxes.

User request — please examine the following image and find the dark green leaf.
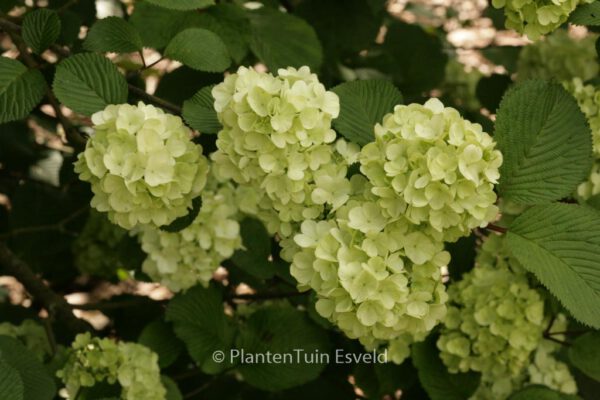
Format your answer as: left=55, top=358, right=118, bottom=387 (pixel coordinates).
left=164, top=28, right=231, bottom=72
left=248, top=8, right=323, bottom=71
left=139, top=319, right=184, bottom=368
left=145, top=0, right=215, bottom=10
left=130, top=2, right=184, bottom=49
left=0, top=353, right=23, bottom=400
left=412, top=334, right=480, bottom=400
left=57, top=10, right=81, bottom=46
left=162, top=376, right=183, bottom=400
left=495, top=80, right=593, bottom=204
left=22, top=8, right=61, bottom=54
left=0, top=57, right=46, bottom=124
left=332, top=79, right=403, bottom=146
left=160, top=196, right=202, bottom=233
left=182, top=86, right=221, bottom=134
left=507, top=204, right=600, bottom=328
left=482, top=46, right=521, bottom=74
left=83, top=17, right=143, bottom=53
left=475, top=73, right=512, bottom=112
left=569, top=332, right=600, bottom=381
left=508, top=385, right=581, bottom=400
left=569, top=1, right=600, bottom=26
left=446, top=234, right=477, bottom=281
left=231, top=217, right=275, bottom=279
left=53, top=53, right=128, bottom=115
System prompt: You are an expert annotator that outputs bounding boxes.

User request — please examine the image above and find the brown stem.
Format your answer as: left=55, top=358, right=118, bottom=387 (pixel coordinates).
left=128, top=84, right=182, bottom=115
left=0, top=17, right=86, bottom=150
left=484, top=223, right=508, bottom=234
left=0, top=242, right=90, bottom=333
left=226, top=291, right=309, bottom=301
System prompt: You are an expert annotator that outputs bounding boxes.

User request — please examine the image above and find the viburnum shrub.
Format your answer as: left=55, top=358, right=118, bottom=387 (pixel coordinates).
left=0, top=1, right=599, bottom=400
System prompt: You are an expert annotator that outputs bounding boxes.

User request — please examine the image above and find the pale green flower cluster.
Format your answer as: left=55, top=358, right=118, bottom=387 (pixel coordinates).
left=139, top=177, right=248, bottom=292
left=438, top=235, right=576, bottom=400
left=442, top=59, right=482, bottom=111
left=0, top=319, right=51, bottom=360
left=211, top=66, right=356, bottom=238
left=518, top=29, right=598, bottom=82
left=58, top=333, right=166, bottom=400
left=72, top=210, right=128, bottom=278
left=492, top=0, right=593, bottom=40
left=75, top=102, right=209, bottom=230
left=564, top=78, right=600, bottom=199
left=284, top=175, right=449, bottom=364
left=359, top=98, right=502, bottom=243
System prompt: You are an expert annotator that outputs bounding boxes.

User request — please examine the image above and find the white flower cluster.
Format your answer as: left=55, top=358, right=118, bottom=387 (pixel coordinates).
left=517, top=29, right=598, bottom=82
left=360, top=99, right=502, bottom=243
left=72, top=210, right=128, bottom=278
left=0, top=319, right=51, bottom=360
left=58, top=333, right=166, bottom=400
left=75, top=102, right=209, bottom=230
left=286, top=174, right=450, bottom=363
left=564, top=78, right=600, bottom=199
left=138, top=176, right=249, bottom=292
left=437, top=235, right=576, bottom=400
left=492, top=0, right=594, bottom=40
left=210, top=66, right=357, bottom=238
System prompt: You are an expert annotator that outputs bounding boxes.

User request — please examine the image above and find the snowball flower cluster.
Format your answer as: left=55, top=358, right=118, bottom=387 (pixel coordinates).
left=518, top=29, right=598, bottom=82
left=0, top=319, right=51, bottom=360
left=75, top=102, right=209, bottom=230
left=58, top=333, right=166, bottom=400
left=437, top=235, right=576, bottom=400
left=72, top=210, right=128, bottom=278
left=139, top=178, right=247, bottom=292
left=211, top=66, right=357, bottom=237
left=359, top=98, right=502, bottom=242
left=564, top=78, right=600, bottom=199
left=492, top=0, right=593, bottom=40
left=285, top=175, right=449, bottom=364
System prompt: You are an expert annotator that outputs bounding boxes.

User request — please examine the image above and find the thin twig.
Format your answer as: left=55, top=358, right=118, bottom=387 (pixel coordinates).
left=42, top=317, right=57, bottom=356
left=0, top=242, right=91, bottom=333
left=226, top=291, right=309, bottom=301
left=142, top=56, right=164, bottom=71
left=128, top=84, right=183, bottom=115
left=484, top=223, right=508, bottom=234
left=0, top=206, right=88, bottom=240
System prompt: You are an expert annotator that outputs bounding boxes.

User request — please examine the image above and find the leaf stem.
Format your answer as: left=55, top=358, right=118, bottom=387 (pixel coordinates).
left=484, top=223, right=508, bottom=234
left=128, top=84, right=183, bottom=115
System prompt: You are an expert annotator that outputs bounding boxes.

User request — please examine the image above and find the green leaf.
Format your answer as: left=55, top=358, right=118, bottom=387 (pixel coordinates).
left=0, top=336, right=56, bottom=400
left=162, top=376, right=183, bottom=400
left=0, top=57, right=46, bottom=124
left=587, top=193, right=600, bottom=211
left=412, top=334, right=480, bottom=400
left=53, top=52, right=128, bottom=116
left=22, top=8, right=61, bottom=54
left=495, top=80, right=593, bottom=204
left=160, top=196, right=202, bottom=233
left=446, top=234, right=477, bottom=281
left=57, top=10, right=81, bottom=46
left=569, top=332, right=600, bottom=382
left=164, top=28, right=231, bottom=72
left=506, top=203, right=600, bottom=328
left=83, top=17, right=142, bottom=53
left=569, top=1, right=600, bottom=26
left=236, top=303, right=331, bottom=391
left=182, top=86, right=221, bottom=134
left=248, top=8, right=323, bottom=71
left=332, top=79, right=403, bottom=146
left=130, top=2, right=183, bottom=49
left=0, top=353, right=24, bottom=400
left=382, top=22, right=447, bottom=95
left=138, top=319, right=184, bottom=368
left=482, top=46, right=521, bottom=74
left=145, top=0, right=215, bottom=10
left=166, top=285, right=236, bottom=373
left=192, top=4, right=251, bottom=63
left=475, top=73, right=512, bottom=112
left=508, top=385, right=581, bottom=400
left=231, top=217, right=275, bottom=279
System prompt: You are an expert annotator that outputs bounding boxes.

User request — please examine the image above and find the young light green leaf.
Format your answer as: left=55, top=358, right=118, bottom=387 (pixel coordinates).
left=332, top=79, right=403, bottom=146
left=138, top=319, right=184, bottom=368
left=569, top=1, right=600, bottom=26
left=182, top=85, right=221, bottom=134
left=83, top=16, right=143, bottom=53
left=164, top=28, right=231, bottom=72
left=166, top=285, right=236, bottom=374
left=568, top=331, right=600, bottom=382
left=53, top=53, right=128, bottom=116
left=191, top=4, right=251, bottom=63
left=145, top=0, right=215, bottom=10
left=236, top=304, right=331, bottom=391
left=412, top=334, right=480, bottom=400
left=248, top=8, right=322, bottom=71
left=0, top=336, right=56, bottom=400
left=0, top=57, right=46, bottom=124
left=22, top=8, right=61, bottom=54
left=506, top=203, right=600, bottom=328
left=495, top=80, right=593, bottom=204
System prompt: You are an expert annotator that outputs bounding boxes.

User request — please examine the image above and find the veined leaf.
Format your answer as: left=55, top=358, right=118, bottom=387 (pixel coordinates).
left=84, top=17, right=143, bottom=53
left=0, top=57, right=46, bottom=124
left=22, top=8, right=61, bottom=54
left=145, top=0, right=215, bottom=10
left=164, top=28, right=231, bottom=72
left=182, top=85, right=221, bottom=134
